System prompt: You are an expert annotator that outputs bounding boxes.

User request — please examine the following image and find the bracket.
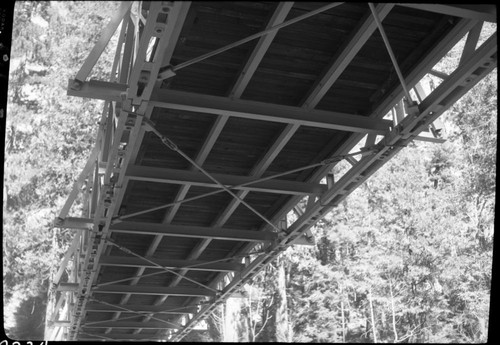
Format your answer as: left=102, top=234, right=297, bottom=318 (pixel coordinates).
left=404, top=99, right=420, bottom=118
left=158, top=64, right=177, bottom=81
left=137, top=70, right=151, bottom=97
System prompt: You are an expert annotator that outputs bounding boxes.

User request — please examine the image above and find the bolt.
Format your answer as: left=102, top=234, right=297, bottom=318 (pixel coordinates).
left=71, top=79, right=83, bottom=91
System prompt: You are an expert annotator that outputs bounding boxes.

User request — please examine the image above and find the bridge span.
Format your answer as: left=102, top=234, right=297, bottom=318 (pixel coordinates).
left=45, top=2, right=496, bottom=341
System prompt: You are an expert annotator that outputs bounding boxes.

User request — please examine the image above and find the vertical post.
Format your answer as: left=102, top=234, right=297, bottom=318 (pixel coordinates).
left=413, top=81, right=427, bottom=103
left=327, top=169, right=335, bottom=189
left=363, top=133, right=378, bottom=157
left=120, top=16, right=136, bottom=84
left=393, top=100, right=405, bottom=124
left=459, top=22, right=483, bottom=66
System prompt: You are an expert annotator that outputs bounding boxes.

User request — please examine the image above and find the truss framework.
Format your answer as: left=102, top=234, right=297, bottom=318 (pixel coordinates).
left=45, top=2, right=496, bottom=341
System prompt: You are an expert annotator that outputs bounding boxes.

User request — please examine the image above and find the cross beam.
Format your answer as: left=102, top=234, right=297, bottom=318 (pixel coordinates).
left=169, top=23, right=497, bottom=343
left=68, top=79, right=392, bottom=134
left=99, top=255, right=244, bottom=272
left=85, top=302, right=198, bottom=314
left=81, top=321, right=179, bottom=329
left=125, top=165, right=327, bottom=196
left=78, top=333, right=169, bottom=340
left=303, top=3, right=394, bottom=108
left=109, top=221, right=278, bottom=242
left=93, top=284, right=216, bottom=297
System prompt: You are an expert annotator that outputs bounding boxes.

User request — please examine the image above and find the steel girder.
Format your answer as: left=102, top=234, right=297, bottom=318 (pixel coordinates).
left=47, top=1, right=497, bottom=341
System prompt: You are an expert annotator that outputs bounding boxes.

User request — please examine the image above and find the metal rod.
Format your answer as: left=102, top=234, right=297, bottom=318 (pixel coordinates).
left=106, top=238, right=219, bottom=293
left=97, top=249, right=268, bottom=287
left=145, top=123, right=282, bottom=232
left=368, top=3, right=413, bottom=102
left=83, top=312, right=146, bottom=326
left=90, top=298, right=203, bottom=314
left=79, top=330, right=115, bottom=341
left=116, top=160, right=324, bottom=221
left=88, top=298, right=181, bottom=328
left=171, top=2, right=344, bottom=72
left=97, top=270, right=167, bottom=287
left=115, top=146, right=378, bottom=221
left=175, top=146, right=283, bottom=233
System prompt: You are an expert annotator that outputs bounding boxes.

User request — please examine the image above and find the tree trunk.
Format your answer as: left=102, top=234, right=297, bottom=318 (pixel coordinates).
left=389, top=280, right=398, bottom=343
left=340, top=283, right=346, bottom=342
left=368, top=287, right=378, bottom=343
left=276, top=258, right=291, bottom=342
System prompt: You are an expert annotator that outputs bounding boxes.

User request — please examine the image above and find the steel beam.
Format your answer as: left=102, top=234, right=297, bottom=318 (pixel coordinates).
left=303, top=3, right=394, bottom=108
left=414, top=134, right=446, bottom=144
left=58, top=146, right=100, bottom=219
left=53, top=232, right=82, bottom=284
left=169, top=18, right=492, bottom=342
left=93, top=284, right=215, bottom=298
left=85, top=302, right=198, bottom=314
left=157, top=2, right=192, bottom=80
left=170, top=6, right=398, bottom=326
left=67, top=79, right=127, bottom=101
left=82, top=321, right=179, bottom=329
left=459, top=22, right=483, bottom=66
left=57, top=283, right=79, bottom=292
left=64, top=2, right=195, bottom=340
left=429, top=69, right=449, bottom=80
left=74, top=2, right=133, bottom=83
left=125, top=165, right=327, bottom=196
left=68, top=79, right=392, bottom=134
left=148, top=88, right=392, bottom=133
left=154, top=3, right=296, bottom=289
left=398, top=4, right=497, bottom=23
left=53, top=321, right=71, bottom=327
left=99, top=255, right=244, bottom=272
left=109, top=221, right=278, bottom=242
left=230, top=2, right=294, bottom=98
left=56, top=217, right=94, bottom=230
left=78, top=333, right=167, bottom=340
left=167, top=6, right=401, bottom=328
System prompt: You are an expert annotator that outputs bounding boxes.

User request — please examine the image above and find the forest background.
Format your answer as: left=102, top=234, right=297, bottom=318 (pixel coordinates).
left=2, top=2, right=496, bottom=342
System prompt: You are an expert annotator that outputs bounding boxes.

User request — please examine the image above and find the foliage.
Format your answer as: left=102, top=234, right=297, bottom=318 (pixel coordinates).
left=280, top=68, right=495, bottom=342
left=4, top=1, right=120, bottom=338
left=233, top=50, right=496, bottom=345
left=5, top=282, right=48, bottom=340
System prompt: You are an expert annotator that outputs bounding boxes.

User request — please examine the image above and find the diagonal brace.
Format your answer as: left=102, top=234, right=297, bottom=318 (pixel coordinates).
left=105, top=238, right=219, bottom=293
left=88, top=297, right=182, bottom=328
left=368, top=3, right=413, bottom=104
left=142, top=118, right=283, bottom=234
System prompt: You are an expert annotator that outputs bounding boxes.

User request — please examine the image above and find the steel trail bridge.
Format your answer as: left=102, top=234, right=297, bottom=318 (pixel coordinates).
left=44, top=2, right=497, bottom=341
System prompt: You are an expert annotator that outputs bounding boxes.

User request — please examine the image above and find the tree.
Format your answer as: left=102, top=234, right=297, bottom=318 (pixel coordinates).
left=4, top=1, right=121, bottom=338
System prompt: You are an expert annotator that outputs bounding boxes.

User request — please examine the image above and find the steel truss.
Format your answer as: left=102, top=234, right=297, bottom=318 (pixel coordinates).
left=45, top=1, right=496, bottom=341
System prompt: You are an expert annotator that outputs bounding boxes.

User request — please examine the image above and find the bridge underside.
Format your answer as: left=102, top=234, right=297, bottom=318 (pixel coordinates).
left=45, top=2, right=496, bottom=341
